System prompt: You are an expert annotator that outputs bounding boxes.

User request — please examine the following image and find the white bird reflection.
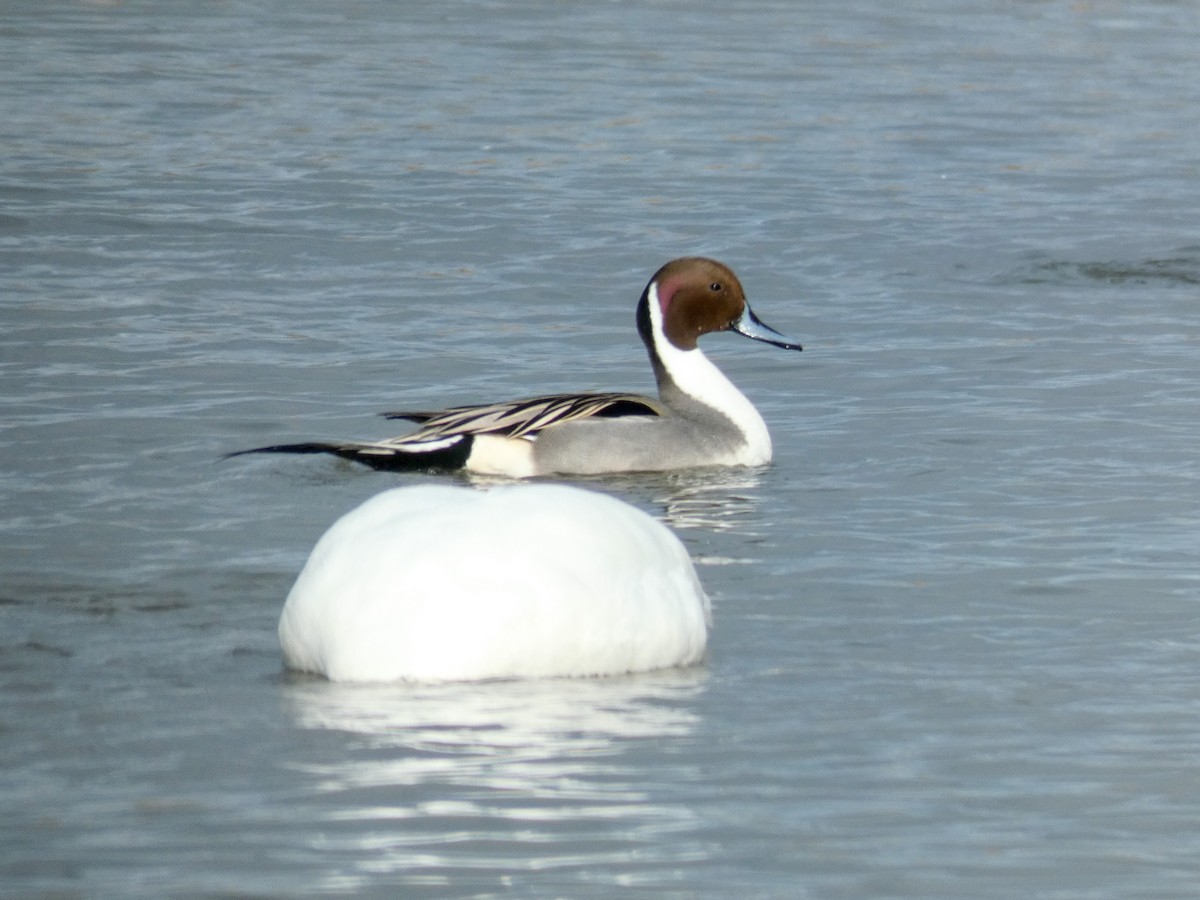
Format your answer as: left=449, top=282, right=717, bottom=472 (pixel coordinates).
left=285, top=669, right=705, bottom=751
left=280, top=671, right=709, bottom=889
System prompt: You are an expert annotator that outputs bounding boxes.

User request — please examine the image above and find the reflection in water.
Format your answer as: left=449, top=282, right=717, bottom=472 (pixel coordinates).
left=473, top=467, right=768, bottom=536
left=565, top=467, right=769, bottom=537
left=655, top=469, right=767, bottom=536
left=281, top=672, right=708, bottom=890
left=285, top=670, right=705, bottom=751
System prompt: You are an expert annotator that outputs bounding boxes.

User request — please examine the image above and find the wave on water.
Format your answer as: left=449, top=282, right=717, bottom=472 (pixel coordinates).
left=1023, top=250, right=1200, bottom=286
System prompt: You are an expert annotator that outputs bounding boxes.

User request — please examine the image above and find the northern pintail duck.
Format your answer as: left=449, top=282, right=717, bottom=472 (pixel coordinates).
left=232, top=257, right=802, bottom=477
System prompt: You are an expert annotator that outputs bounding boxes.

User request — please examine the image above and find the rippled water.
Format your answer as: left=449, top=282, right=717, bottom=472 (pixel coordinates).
left=3, top=1, right=1200, bottom=896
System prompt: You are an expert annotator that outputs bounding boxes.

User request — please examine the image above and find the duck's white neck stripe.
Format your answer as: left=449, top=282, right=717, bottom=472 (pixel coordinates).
left=646, top=283, right=773, bottom=464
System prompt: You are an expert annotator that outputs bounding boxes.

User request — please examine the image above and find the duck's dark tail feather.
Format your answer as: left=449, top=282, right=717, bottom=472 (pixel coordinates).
left=224, top=436, right=473, bottom=472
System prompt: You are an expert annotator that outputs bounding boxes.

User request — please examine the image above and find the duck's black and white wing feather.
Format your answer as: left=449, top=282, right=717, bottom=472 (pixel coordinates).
left=228, top=391, right=663, bottom=472
left=383, top=392, right=663, bottom=439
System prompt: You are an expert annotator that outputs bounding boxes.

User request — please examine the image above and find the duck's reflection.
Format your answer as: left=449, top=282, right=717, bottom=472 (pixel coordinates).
left=469, top=467, right=768, bottom=535
left=562, top=467, right=769, bottom=536
left=654, top=468, right=766, bottom=534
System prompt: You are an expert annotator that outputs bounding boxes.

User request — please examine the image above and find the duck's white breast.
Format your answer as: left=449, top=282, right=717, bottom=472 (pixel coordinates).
left=279, top=484, right=710, bottom=682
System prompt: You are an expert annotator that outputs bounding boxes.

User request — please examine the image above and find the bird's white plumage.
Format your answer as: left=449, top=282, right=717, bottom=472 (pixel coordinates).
left=279, top=484, right=711, bottom=682
left=644, top=282, right=774, bottom=466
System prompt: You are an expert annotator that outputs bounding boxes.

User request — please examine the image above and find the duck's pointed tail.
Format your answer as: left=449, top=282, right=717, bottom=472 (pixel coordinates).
left=224, top=436, right=474, bottom=472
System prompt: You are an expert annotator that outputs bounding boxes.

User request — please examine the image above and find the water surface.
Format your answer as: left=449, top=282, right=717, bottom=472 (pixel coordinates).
left=3, top=1, right=1200, bottom=896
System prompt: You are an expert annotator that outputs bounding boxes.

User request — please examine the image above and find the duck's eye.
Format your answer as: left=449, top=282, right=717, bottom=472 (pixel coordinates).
left=709, top=282, right=723, bottom=292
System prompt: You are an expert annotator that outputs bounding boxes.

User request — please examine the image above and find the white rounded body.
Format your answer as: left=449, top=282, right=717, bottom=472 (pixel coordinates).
left=279, top=484, right=710, bottom=682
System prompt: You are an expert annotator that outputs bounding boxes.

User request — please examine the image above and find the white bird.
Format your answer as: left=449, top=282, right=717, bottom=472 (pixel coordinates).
left=278, top=483, right=711, bottom=682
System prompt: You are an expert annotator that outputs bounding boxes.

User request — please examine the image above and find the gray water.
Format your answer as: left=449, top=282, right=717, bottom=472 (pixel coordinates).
left=3, top=1, right=1200, bottom=896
